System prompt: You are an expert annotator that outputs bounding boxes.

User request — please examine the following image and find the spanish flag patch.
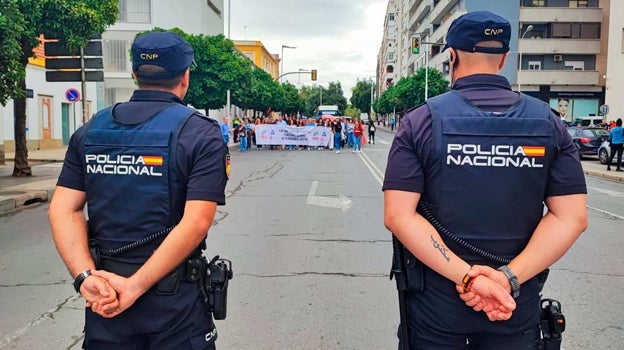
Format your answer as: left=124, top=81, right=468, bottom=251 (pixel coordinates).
left=143, top=155, right=164, bottom=166
left=522, top=146, right=545, bottom=157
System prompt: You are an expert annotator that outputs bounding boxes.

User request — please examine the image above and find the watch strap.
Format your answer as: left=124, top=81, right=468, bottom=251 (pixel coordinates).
left=73, top=269, right=92, bottom=293
left=498, top=265, right=520, bottom=298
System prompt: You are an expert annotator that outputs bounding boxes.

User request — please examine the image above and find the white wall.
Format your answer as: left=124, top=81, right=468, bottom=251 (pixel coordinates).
left=1, top=64, right=97, bottom=144
left=605, top=0, right=624, bottom=121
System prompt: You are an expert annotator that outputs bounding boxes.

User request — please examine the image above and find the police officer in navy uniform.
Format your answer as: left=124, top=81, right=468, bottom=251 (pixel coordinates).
left=49, top=31, right=228, bottom=349
left=383, top=11, right=587, bottom=349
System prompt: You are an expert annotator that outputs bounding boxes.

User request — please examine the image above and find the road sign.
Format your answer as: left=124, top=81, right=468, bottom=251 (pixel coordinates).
left=45, top=57, right=103, bottom=70
left=44, top=41, right=103, bottom=57
left=599, top=104, right=609, bottom=114
left=46, top=70, right=104, bottom=82
left=65, top=88, right=80, bottom=103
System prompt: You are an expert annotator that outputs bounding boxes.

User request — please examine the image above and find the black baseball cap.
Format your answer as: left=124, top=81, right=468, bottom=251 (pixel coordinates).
left=443, top=11, right=511, bottom=54
left=131, top=31, right=195, bottom=80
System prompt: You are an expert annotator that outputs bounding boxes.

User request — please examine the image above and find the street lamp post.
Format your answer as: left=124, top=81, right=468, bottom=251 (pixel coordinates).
left=518, top=24, right=533, bottom=92
left=369, top=77, right=375, bottom=120
left=280, top=45, right=296, bottom=83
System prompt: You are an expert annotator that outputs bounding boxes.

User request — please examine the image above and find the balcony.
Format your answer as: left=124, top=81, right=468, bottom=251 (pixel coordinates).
left=429, top=9, right=466, bottom=44
left=407, top=1, right=431, bottom=32
left=430, top=0, right=459, bottom=25
left=519, top=38, right=601, bottom=55
left=520, top=7, right=602, bottom=23
left=518, top=70, right=599, bottom=86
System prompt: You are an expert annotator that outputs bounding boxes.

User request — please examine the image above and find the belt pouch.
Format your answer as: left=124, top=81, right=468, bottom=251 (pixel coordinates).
left=402, top=246, right=424, bottom=292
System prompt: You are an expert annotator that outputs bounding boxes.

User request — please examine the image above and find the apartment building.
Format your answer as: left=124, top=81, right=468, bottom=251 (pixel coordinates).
left=234, top=41, right=280, bottom=80
left=378, top=0, right=611, bottom=122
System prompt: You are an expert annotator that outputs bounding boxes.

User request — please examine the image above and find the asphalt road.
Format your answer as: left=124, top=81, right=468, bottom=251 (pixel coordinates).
left=1, top=128, right=623, bottom=349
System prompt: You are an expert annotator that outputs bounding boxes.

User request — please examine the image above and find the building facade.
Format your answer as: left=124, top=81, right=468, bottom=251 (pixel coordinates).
left=233, top=41, right=280, bottom=80
left=1, top=0, right=225, bottom=156
left=604, top=0, right=623, bottom=121
left=378, top=0, right=612, bottom=123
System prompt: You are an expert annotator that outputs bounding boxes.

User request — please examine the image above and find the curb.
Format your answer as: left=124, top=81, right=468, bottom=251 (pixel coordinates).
left=584, top=169, right=624, bottom=183
left=0, top=190, right=50, bottom=216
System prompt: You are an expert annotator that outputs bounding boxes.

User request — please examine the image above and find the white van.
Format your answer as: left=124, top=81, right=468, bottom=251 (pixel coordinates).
left=572, top=116, right=603, bottom=127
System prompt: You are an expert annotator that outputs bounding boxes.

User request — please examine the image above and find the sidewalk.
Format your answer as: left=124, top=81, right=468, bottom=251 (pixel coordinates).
left=1, top=135, right=623, bottom=215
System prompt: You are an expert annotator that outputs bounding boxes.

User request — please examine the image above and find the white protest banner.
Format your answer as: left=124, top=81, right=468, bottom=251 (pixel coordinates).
left=254, top=125, right=331, bottom=146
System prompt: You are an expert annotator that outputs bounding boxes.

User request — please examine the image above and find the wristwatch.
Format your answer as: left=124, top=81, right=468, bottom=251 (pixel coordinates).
left=498, top=265, right=520, bottom=299
left=73, top=269, right=92, bottom=293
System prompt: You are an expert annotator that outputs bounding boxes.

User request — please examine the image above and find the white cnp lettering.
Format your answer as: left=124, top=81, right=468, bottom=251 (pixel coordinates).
left=140, top=53, right=159, bottom=60
left=484, top=28, right=504, bottom=36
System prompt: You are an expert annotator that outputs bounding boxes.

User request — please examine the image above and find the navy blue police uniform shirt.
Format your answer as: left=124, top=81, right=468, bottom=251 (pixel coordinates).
left=57, top=90, right=227, bottom=205
left=383, top=74, right=587, bottom=197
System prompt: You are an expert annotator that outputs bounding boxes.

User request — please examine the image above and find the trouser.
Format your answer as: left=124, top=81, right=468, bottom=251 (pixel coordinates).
left=607, top=143, right=623, bottom=168
left=239, top=136, right=247, bottom=151
left=369, top=131, right=375, bottom=144
left=83, top=257, right=216, bottom=350
left=222, top=134, right=229, bottom=144
left=400, top=269, right=540, bottom=350
left=84, top=283, right=216, bottom=350
left=347, top=132, right=354, bottom=147
left=353, top=136, right=362, bottom=151
left=334, top=132, right=341, bottom=150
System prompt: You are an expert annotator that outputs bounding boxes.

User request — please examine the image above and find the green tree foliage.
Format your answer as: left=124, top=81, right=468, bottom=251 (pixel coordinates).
left=323, top=82, right=348, bottom=114
left=344, top=105, right=360, bottom=118
left=0, top=0, right=118, bottom=177
left=280, top=82, right=305, bottom=116
left=185, top=33, right=254, bottom=112
left=0, top=0, right=30, bottom=106
left=376, top=67, right=449, bottom=117
left=350, top=79, right=375, bottom=117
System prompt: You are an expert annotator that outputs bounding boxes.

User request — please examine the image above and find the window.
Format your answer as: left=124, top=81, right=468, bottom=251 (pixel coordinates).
left=523, top=0, right=545, bottom=7
left=569, top=0, right=588, bottom=7
left=388, top=13, right=395, bottom=21
left=564, top=61, right=584, bottom=71
left=117, top=0, right=150, bottom=23
left=528, top=61, right=541, bottom=70
left=550, top=22, right=600, bottom=39
left=103, top=39, right=130, bottom=72
left=388, top=52, right=395, bottom=61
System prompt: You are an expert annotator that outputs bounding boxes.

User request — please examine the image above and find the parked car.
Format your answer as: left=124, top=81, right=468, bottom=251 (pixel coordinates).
left=571, top=116, right=604, bottom=127
left=566, top=126, right=609, bottom=158
left=598, top=140, right=624, bottom=165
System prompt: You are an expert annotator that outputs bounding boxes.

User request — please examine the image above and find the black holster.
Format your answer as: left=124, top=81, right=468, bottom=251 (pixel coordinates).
left=190, top=255, right=233, bottom=320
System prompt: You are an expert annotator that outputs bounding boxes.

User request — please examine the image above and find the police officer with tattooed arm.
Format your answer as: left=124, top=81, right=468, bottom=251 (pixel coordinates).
left=49, top=31, right=229, bottom=349
left=383, top=11, right=587, bottom=349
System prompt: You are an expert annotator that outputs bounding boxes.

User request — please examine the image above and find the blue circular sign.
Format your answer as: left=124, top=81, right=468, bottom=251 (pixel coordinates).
left=65, top=88, right=80, bottom=103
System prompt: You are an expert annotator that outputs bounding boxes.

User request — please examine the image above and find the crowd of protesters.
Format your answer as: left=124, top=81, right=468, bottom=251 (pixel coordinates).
left=220, top=115, right=379, bottom=153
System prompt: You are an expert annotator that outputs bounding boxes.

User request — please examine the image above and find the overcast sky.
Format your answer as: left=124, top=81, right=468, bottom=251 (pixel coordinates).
left=228, top=0, right=388, bottom=99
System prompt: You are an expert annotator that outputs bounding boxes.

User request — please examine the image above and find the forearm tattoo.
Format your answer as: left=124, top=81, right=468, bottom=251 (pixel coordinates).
left=431, top=235, right=450, bottom=262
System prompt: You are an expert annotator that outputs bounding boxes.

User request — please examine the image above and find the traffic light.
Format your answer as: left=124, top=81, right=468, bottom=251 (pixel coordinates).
left=411, top=37, right=420, bottom=54
left=311, top=69, right=317, bottom=81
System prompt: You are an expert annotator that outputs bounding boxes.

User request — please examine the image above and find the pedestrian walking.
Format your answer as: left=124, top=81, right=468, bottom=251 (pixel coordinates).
left=368, top=119, right=376, bottom=144
left=607, top=118, right=623, bottom=171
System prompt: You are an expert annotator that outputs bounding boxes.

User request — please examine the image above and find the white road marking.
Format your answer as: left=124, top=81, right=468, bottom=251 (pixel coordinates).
left=306, top=180, right=353, bottom=212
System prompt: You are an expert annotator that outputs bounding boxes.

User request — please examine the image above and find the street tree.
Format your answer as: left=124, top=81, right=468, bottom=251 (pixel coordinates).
left=0, top=0, right=117, bottom=177
left=280, top=82, right=305, bottom=117
left=184, top=33, right=254, bottom=112
left=376, top=67, right=449, bottom=118
left=350, top=79, right=375, bottom=117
